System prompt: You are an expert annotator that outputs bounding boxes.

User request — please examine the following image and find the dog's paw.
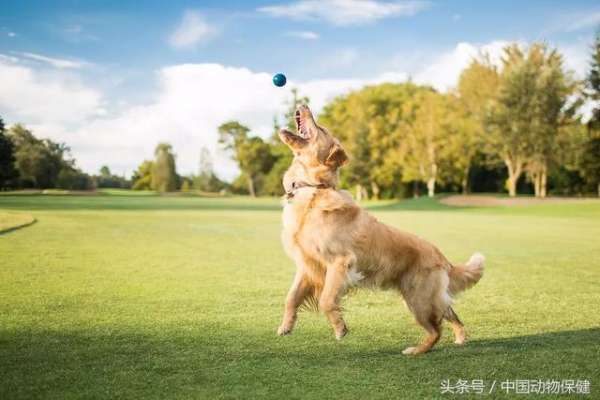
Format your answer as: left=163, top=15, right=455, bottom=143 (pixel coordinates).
left=277, top=325, right=292, bottom=336
left=454, top=337, right=467, bottom=345
left=402, top=346, right=418, bottom=355
left=335, top=325, right=348, bottom=340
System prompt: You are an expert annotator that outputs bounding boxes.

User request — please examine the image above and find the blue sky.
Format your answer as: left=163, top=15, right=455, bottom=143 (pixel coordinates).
left=1, top=0, right=599, bottom=178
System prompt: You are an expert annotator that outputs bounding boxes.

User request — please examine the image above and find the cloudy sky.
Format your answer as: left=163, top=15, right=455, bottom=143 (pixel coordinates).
left=1, top=0, right=598, bottom=180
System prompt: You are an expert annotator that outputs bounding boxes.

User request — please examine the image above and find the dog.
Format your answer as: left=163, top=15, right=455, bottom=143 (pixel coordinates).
left=276, top=104, right=484, bottom=355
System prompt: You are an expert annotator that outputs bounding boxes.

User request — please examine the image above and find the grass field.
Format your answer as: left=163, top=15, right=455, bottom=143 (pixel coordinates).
left=1, top=193, right=599, bottom=399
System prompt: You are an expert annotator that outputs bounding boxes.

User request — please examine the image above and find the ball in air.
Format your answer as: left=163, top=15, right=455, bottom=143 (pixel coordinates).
left=273, top=73, right=287, bottom=87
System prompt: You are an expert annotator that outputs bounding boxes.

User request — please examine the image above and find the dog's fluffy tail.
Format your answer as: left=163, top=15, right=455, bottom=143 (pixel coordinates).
left=448, top=252, right=485, bottom=295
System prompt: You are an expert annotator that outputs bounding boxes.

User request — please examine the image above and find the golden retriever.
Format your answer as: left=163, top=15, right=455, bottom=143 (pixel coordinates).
left=276, top=104, right=484, bottom=355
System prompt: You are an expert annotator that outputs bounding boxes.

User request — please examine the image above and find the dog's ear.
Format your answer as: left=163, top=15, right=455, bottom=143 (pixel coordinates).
left=325, top=144, right=348, bottom=168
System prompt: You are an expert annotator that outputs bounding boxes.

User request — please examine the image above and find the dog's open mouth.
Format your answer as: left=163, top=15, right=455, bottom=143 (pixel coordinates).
left=295, top=109, right=310, bottom=139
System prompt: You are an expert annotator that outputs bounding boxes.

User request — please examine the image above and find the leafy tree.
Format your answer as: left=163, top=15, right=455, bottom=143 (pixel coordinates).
left=151, top=143, right=178, bottom=192
left=180, top=179, right=191, bottom=192
left=587, top=31, right=600, bottom=132
left=486, top=45, right=535, bottom=197
left=0, top=117, right=17, bottom=189
left=192, top=146, right=227, bottom=193
left=8, top=124, right=72, bottom=188
left=95, top=165, right=130, bottom=189
left=399, top=90, right=454, bottom=197
left=56, top=167, right=93, bottom=190
left=320, top=83, right=423, bottom=199
left=526, top=45, right=577, bottom=197
left=131, top=160, right=154, bottom=190
left=456, top=57, right=500, bottom=193
left=582, top=31, right=600, bottom=196
left=580, top=136, right=600, bottom=196
left=218, top=121, right=274, bottom=197
left=486, top=44, right=572, bottom=197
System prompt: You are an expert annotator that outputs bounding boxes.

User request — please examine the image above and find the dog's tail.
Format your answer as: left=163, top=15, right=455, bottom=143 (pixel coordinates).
left=448, top=252, right=485, bottom=295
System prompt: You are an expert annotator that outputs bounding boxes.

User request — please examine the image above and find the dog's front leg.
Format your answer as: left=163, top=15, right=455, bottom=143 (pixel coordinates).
left=319, top=256, right=353, bottom=340
left=277, top=267, right=311, bottom=336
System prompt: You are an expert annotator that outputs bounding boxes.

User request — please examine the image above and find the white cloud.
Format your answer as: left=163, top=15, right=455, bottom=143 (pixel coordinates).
left=18, top=52, right=87, bottom=69
left=258, top=0, right=429, bottom=26
left=0, top=57, right=103, bottom=127
left=560, top=42, right=591, bottom=79
left=413, top=41, right=509, bottom=91
left=285, top=31, right=320, bottom=40
left=297, top=72, right=408, bottom=111
left=169, top=10, right=217, bottom=49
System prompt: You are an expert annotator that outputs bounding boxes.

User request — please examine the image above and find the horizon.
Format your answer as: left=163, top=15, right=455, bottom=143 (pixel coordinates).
left=1, top=0, right=599, bottom=181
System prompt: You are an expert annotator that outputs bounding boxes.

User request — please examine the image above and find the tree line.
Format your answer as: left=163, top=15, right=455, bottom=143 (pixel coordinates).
left=1, top=39, right=599, bottom=197
left=220, top=40, right=600, bottom=198
left=0, top=122, right=230, bottom=193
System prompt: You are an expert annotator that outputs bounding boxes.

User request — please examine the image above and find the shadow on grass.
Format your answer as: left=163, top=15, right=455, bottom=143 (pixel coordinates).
left=1, top=327, right=597, bottom=399
left=0, top=218, right=36, bottom=236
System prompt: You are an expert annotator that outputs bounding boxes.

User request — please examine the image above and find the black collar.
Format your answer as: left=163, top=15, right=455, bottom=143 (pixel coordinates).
left=285, top=181, right=332, bottom=199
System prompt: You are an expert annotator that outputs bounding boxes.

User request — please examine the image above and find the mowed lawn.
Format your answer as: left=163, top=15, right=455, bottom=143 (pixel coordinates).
left=1, top=193, right=599, bottom=399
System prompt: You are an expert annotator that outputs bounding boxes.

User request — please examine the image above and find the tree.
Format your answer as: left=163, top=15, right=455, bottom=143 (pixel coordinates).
left=0, top=117, right=17, bottom=189
left=527, top=45, right=577, bottom=198
left=320, top=83, right=423, bottom=199
left=100, top=166, right=111, bottom=178
left=180, top=179, right=191, bottom=192
left=131, top=160, right=154, bottom=190
left=456, top=57, right=500, bottom=193
left=587, top=31, right=600, bottom=132
left=582, top=31, right=600, bottom=196
left=487, top=45, right=534, bottom=197
left=399, top=90, right=454, bottom=197
left=218, top=121, right=274, bottom=197
left=484, top=43, right=578, bottom=197
left=192, top=146, right=226, bottom=193
left=56, top=167, right=93, bottom=190
left=151, top=143, right=178, bottom=192
left=94, top=165, right=130, bottom=189
left=8, top=124, right=72, bottom=188
left=580, top=136, right=600, bottom=196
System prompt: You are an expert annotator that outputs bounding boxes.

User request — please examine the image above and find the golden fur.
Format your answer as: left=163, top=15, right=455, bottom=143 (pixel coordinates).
left=277, top=105, right=484, bottom=355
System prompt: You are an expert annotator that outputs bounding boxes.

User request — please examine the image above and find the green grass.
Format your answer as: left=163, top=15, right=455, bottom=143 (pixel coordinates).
left=1, top=193, right=599, bottom=399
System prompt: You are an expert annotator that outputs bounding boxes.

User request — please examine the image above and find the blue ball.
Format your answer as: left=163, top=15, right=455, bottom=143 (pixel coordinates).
left=273, top=73, right=287, bottom=87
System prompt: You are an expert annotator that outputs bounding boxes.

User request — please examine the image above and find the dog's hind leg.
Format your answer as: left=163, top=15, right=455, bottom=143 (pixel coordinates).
left=444, top=306, right=466, bottom=345
left=402, top=306, right=443, bottom=356
left=277, top=268, right=312, bottom=336
left=319, top=255, right=354, bottom=340
left=400, top=270, right=447, bottom=355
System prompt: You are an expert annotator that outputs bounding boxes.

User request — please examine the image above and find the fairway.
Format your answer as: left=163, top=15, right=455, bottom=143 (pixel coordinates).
left=1, top=194, right=599, bottom=399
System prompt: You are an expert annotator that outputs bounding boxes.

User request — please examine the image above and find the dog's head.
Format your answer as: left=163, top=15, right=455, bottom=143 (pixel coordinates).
left=279, top=105, right=348, bottom=194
